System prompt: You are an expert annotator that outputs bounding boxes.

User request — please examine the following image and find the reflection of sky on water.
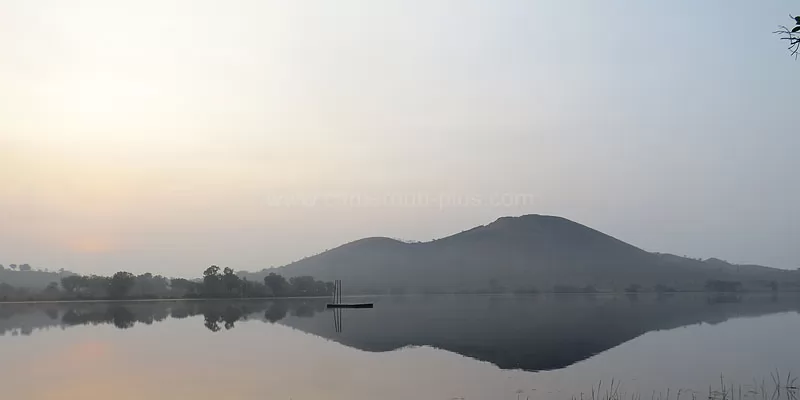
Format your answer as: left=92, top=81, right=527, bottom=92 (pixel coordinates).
left=0, top=295, right=799, bottom=400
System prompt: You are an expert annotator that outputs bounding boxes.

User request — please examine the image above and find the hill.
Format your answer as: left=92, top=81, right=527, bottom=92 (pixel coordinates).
left=0, top=268, right=74, bottom=290
left=240, top=215, right=800, bottom=293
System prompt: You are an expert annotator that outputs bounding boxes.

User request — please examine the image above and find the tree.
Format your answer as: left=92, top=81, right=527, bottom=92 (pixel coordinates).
left=108, top=271, right=136, bottom=299
left=44, top=282, right=60, bottom=296
left=264, top=273, right=288, bottom=297
left=61, top=275, right=83, bottom=294
left=18, top=264, right=32, bottom=271
left=288, top=276, right=317, bottom=295
left=241, top=278, right=269, bottom=298
left=325, top=281, right=336, bottom=295
left=776, top=15, right=800, bottom=58
left=202, top=265, right=224, bottom=296
left=132, top=273, right=170, bottom=297
left=94, top=276, right=112, bottom=296
left=0, top=282, right=15, bottom=300
left=0, top=264, right=4, bottom=270
left=286, top=276, right=334, bottom=297
left=170, top=278, right=198, bottom=297
left=60, top=274, right=105, bottom=297
left=203, top=265, right=220, bottom=277
left=222, top=267, right=242, bottom=296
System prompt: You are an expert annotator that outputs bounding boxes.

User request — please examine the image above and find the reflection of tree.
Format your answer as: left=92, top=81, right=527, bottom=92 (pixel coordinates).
left=264, top=302, right=288, bottom=323
left=292, top=304, right=315, bottom=318
left=706, top=293, right=742, bottom=304
left=170, top=303, right=196, bottom=319
left=656, top=292, right=675, bottom=302
left=200, top=303, right=250, bottom=331
left=194, top=302, right=291, bottom=331
left=109, top=306, right=136, bottom=329
left=204, top=314, right=221, bottom=332
left=0, top=299, right=327, bottom=335
left=61, top=305, right=137, bottom=329
left=171, top=308, right=191, bottom=319
left=223, top=305, right=244, bottom=330
left=44, top=308, right=59, bottom=320
left=202, top=306, right=224, bottom=332
left=152, top=307, right=169, bottom=324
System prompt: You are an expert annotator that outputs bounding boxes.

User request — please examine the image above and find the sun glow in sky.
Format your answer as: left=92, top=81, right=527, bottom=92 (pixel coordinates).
left=2, top=0, right=799, bottom=275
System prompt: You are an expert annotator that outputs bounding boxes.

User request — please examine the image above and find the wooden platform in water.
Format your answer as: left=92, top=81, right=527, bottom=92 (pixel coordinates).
left=326, top=303, right=374, bottom=309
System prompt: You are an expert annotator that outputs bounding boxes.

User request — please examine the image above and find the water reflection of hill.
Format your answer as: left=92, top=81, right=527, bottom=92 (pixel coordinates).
left=1, top=295, right=798, bottom=372
left=279, top=294, right=800, bottom=371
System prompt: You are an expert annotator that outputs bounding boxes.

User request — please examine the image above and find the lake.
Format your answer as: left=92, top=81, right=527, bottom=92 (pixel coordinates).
left=1, top=294, right=799, bottom=400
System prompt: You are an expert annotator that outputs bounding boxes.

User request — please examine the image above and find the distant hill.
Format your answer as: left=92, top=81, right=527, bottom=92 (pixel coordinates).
left=0, top=268, right=74, bottom=290
left=240, top=215, right=800, bottom=293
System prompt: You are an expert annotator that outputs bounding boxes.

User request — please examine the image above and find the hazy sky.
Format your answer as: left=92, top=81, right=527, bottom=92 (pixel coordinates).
left=2, top=0, right=799, bottom=276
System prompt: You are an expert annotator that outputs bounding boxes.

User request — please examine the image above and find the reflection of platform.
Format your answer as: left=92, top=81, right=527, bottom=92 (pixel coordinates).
left=326, top=303, right=373, bottom=309
left=329, top=279, right=374, bottom=309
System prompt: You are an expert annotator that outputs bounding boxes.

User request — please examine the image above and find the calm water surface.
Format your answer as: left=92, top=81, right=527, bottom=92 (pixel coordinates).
left=1, top=294, right=799, bottom=400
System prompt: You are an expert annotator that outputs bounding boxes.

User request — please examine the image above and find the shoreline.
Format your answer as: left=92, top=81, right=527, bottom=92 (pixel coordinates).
left=1, top=290, right=795, bottom=305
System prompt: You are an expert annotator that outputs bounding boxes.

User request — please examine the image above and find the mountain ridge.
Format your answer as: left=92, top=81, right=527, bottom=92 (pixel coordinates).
left=238, top=214, right=798, bottom=293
